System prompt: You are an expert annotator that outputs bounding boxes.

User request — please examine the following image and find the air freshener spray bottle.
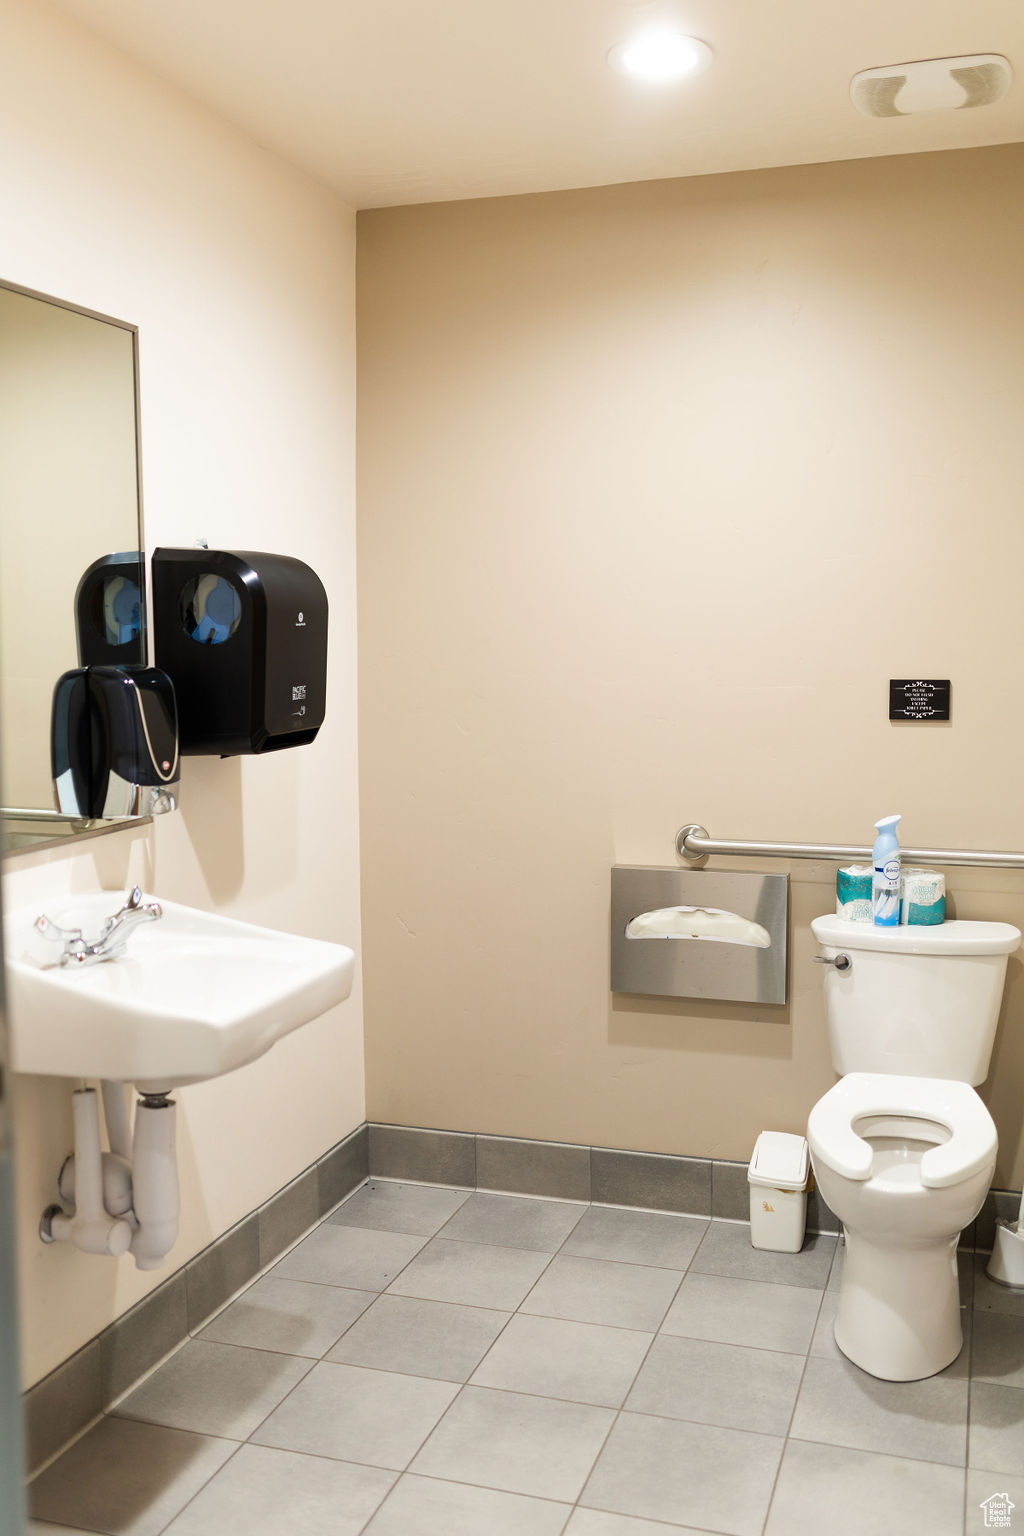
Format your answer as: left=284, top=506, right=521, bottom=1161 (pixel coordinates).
left=872, top=814, right=902, bottom=927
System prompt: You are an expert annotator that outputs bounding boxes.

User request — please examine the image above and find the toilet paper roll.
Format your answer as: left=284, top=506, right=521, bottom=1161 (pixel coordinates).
left=836, top=865, right=873, bottom=923
left=900, top=868, right=946, bottom=926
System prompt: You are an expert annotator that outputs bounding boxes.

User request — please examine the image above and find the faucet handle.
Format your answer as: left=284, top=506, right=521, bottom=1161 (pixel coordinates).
left=123, top=885, right=161, bottom=918
left=115, top=885, right=145, bottom=920
left=91, top=888, right=163, bottom=960
left=33, top=913, right=83, bottom=945
left=30, top=913, right=86, bottom=968
left=99, top=886, right=161, bottom=939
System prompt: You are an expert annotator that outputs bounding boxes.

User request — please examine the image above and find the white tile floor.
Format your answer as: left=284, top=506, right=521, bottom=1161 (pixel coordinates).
left=27, top=1181, right=1024, bottom=1536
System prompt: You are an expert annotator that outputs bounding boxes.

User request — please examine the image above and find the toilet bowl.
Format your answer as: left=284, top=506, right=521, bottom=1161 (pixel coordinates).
left=808, top=914, right=1019, bottom=1381
left=808, top=1072, right=996, bottom=1380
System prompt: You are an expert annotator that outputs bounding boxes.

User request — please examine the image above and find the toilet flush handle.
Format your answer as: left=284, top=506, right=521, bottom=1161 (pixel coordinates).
left=813, top=952, right=852, bottom=972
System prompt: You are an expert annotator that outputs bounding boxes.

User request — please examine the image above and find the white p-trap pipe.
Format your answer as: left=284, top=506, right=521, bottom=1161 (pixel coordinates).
left=130, top=1099, right=179, bottom=1271
left=100, top=1080, right=133, bottom=1162
left=58, top=1079, right=136, bottom=1222
left=49, top=1090, right=133, bottom=1257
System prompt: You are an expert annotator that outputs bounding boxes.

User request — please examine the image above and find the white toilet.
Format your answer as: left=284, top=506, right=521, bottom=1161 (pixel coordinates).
left=807, top=912, right=1021, bottom=1381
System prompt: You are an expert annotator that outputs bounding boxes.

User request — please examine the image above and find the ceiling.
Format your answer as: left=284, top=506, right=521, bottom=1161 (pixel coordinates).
left=47, top=0, right=1024, bottom=208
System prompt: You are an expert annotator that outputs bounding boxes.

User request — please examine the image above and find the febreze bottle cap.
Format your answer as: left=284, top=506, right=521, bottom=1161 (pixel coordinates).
left=873, top=814, right=902, bottom=877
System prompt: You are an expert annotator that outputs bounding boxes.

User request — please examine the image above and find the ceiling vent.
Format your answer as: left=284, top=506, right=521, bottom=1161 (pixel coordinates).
left=851, top=54, right=1013, bottom=117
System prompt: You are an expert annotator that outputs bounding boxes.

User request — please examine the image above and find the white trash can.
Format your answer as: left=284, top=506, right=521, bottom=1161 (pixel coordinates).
left=748, top=1131, right=809, bottom=1253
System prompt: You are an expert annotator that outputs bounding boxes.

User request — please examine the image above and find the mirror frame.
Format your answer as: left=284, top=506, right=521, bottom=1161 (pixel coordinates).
left=0, top=279, right=151, bottom=857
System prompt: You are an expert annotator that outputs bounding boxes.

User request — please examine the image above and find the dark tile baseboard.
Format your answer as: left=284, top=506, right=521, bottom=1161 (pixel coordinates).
left=368, top=1124, right=475, bottom=1187
left=369, top=1122, right=841, bottom=1232
left=367, top=1122, right=1023, bottom=1263
left=23, top=1122, right=368, bottom=1473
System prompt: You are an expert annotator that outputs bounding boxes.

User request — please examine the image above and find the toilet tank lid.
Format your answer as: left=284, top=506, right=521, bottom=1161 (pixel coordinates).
left=811, top=915, right=1021, bottom=956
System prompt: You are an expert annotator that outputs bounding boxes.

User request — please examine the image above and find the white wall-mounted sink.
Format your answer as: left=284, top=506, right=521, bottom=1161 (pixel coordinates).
left=4, top=891, right=354, bottom=1090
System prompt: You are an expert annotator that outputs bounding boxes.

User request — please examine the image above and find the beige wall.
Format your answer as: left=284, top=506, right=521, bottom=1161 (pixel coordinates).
left=357, top=145, right=1024, bottom=1189
left=1, top=0, right=362, bottom=1387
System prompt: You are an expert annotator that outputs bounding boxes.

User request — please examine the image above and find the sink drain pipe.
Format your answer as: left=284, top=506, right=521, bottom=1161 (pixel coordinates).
left=101, top=1079, right=133, bottom=1163
left=41, top=1085, right=180, bottom=1269
left=130, top=1095, right=179, bottom=1270
left=44, top=1089, right=133, bottom=1257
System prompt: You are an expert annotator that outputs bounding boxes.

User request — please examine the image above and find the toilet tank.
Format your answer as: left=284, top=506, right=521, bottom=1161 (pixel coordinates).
left=811, top=915, right=1021, bottom=1084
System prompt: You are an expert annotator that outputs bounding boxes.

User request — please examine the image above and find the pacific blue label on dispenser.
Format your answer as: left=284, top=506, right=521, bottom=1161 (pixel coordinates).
left=889, top=679, right=950, bottom=721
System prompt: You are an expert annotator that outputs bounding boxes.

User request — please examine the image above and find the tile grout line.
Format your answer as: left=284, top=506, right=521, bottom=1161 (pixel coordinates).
left=963, top=1251, right=975, bottom=1536
left=755, top=1239, right=838, bottom=1535
left=46, top=1234, right=1000, bottom=1536
left=168, top=1208, right=835, bottom=1431
left=349, top=1462, right=406, bottom=1536
left=207, top=1186, right=578, bottom=1496
left=37, top=1184, right=1008, bottom=1534
left=220, top=1188, right=469, bottom=1456
left=371, top=1166, right=753, bottom=1228
left=773, top=1427, right=977, bottom=1471
left=562, top=1218, right=710, bottom=1523
left=391, top=1197, right=693, bottom=1524
left=25, top=1403, right=109, bottom=1486
left=556, top=1220, right=836, bottom=1530
left=351, top=1467, right=580, bottom=1536
left=244, top=1222, right=842, bottom=1293
left=366, top=1195, right=693, bottom=1517
left=349, top=1196, right=593, bottom=1536
left=219, top=1189, right=703, bottom=1341
left=100, top=1180, right=377, bottom=1419
left=150, top=1435, right=251, bottom=1536
left=30, top=1175, right=377, bottom=1517
left=111, top=1344, right=318, bottom=1442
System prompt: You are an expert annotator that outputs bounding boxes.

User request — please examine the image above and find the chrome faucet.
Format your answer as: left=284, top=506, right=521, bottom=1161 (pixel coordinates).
left=34, top=887, right=162, bottom=967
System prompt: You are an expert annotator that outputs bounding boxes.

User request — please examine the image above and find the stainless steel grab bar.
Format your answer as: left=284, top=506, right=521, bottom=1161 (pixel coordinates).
left=675, top=824, right=1024, bottom=872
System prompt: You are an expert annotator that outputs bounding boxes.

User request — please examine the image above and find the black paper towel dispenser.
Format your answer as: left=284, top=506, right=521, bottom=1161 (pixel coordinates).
left=151, top=548, right=328, bottom=756
left=74, top=552, right=145, bottom=667
left=52, top=666, right=179, bottom=819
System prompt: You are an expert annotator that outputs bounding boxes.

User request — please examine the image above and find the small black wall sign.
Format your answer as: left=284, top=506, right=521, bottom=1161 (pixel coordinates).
left=889, top=679, right=951, bottom=721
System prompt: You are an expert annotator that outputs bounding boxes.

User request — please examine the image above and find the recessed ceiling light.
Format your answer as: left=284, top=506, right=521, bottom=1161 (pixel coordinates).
left=608, top=32, right=712, bottom=84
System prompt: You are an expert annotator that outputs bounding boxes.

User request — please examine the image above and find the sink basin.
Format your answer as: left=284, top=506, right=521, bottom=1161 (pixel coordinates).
left=4, top=891, right=355, bottom=1089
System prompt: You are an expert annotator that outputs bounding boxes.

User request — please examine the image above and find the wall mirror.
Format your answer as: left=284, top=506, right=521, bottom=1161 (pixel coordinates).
left=0, top=280, right=147, bottom=854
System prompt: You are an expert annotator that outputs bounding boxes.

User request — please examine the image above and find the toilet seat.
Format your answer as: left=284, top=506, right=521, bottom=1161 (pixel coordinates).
left=808, top=1073, right=996, bottom=1190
